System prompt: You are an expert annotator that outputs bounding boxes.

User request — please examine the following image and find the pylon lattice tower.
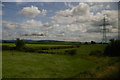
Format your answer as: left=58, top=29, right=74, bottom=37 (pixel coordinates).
left=102, top=15, right=107, bottom=43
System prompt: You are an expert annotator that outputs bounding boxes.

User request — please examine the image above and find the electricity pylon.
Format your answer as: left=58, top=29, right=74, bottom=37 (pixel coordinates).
left=102, top=15, right=107, bottom=43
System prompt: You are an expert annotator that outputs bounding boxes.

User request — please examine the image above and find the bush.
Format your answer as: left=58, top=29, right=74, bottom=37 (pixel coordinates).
left=104, top=39, right=120, bottom=56
left=91, top=41, right=96, bottom=44
left=84, top=42, right=88, bottom=44
left=15, top=38, right=25, bottom=50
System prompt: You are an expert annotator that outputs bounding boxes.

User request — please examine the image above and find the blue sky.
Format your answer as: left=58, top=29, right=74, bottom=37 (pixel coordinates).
left=2, top=2, right=79, bottom=23
left=2, top=2, right=118, bottom=22
left=1, top=2, right=119, bottom=42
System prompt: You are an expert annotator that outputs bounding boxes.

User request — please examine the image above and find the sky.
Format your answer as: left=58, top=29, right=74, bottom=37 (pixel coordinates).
left=1, top=1, right=119, bottom=42
left=0, top=0, right=119, bottom=2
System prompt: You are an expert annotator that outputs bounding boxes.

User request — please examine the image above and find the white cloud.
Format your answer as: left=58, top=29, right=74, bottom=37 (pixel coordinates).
left=22, top=19, right=43, bottom=28
left=54, top=3, right=117, bottom=27
left=3, top=19, right=43, bottom=30
left=66, top=24, right=87, bottom=32
left=56, top=3, right=90, bottom=17
left=2, top=19, right=45, bottom=40
left=19, top=5, right=47, bottom=18
left=2, top=2, right=118, bottom=41
left=2, top=19, right=44, bottom=38
left=64, top=2, right=74, bottom=8
left=52, top=2, right=91, bottom=24
left=41, top=9, right=47, bottom=16
left=56, top=9, right=72, bottom=17
left=50, top=2, right=118, bottom=41
left=72, top=3, right=90, bottom=16
left=92, top=10, right=118, bottom=28
left=51, top=16, right=76, bottom=24
left=2, top=21, right=18, bottom=30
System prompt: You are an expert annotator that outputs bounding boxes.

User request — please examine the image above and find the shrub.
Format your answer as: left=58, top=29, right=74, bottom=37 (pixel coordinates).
left=91, top=41, right=96, bottom=44
left=84, top=42, right=88, bottom=45
left=15, top=38, right=25, bottom=50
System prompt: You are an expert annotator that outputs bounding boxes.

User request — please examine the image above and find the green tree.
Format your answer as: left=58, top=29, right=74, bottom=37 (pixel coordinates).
left=104, top=39, right=120, bottom=56
left=15, top=38, right=25, bottom=50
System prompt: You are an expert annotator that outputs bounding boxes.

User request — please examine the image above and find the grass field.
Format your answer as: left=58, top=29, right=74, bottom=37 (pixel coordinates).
left=2, top=43, right=120, bottom=78
left=1, top=43, right=72, bottom=47
left=3, top=50, right=97, bottom=78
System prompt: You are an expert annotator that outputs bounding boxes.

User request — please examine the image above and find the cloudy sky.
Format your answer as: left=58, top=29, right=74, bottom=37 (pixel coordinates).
left=1, top=1, right=119, bottom=42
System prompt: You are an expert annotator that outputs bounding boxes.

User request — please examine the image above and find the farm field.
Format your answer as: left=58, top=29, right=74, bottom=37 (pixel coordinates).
left=1, top=43, right=72, bottom=47
left=2, top=43, right=120, bottom=78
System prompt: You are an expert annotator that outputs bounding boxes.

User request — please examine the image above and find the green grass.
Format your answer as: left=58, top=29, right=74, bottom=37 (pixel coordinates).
left=2, top=43, right=119, bottom=78
left=1, top=43, right=16, bottom=47
left=41, top=48, right=78, bottom=53
left=0, top=51, right=2, bottom=79
left=1, top=43, right=72, bottom=47
left=3, top=50, right=97, bottom=78
left=26, top=44, right=72, bottom=47
left=77, top=44, right=107, bottom=56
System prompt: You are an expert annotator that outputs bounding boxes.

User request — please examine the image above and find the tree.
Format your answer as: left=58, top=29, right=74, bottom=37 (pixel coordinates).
left=104, top=39, right=120, bottom=56
left=91, top=41, right=96, bottom=44
left=15, top=38, right=25, bottom=50
left=84, top=42, right=88, bottom=44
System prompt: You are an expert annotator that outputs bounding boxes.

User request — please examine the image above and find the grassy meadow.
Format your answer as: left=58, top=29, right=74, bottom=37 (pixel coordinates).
left=2, top=42, right=120, bottom=78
